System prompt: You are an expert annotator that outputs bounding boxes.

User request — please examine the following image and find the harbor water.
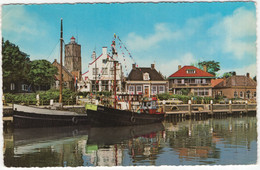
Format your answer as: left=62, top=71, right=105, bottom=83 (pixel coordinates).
left=3, top=115, right=257, bottom=167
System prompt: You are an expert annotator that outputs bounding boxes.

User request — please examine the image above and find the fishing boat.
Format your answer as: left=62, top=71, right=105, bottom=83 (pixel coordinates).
left=13, top=19, right=88, bottom=128
left=85, top=38, right=165, bottom=127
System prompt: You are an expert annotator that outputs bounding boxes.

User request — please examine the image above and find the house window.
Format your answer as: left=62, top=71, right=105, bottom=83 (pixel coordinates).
left=240, top=91, right=243, bottom=98
left=22, top=84, right=28, bottom=91
left=102, top=59, right=107, bottom=64
left=159, top=86, right=165, bottom=94
left=101, top=80, right=109, bottom=91
left=102, top=68, right=108, bottom=75
left=194, top=88, right=209, bottom=96
left=136, top=85, right=142, bottom=94
left=217, top=91, right=222, bottom=96
left=202, top=79, right=206, bottom=84
left=186, top=69, right=196, bottom=74
left=93, top=68, right=99, bottom=75
left=246, top=91, right=251, bottom=99
left=195, top=79, right=201, bottom=84
left=174, top=79, right=178, bottom=84
left=254, top=92, right=256, bottom=98
left=143, top=73, right=150, bottom=81
left=10, top=83, right=15, bottom=91
left=151, top=86, right=157, bottom=95
left=129, top=85, right=135, bottom=94
left=234, top=91, right=238, bottom=98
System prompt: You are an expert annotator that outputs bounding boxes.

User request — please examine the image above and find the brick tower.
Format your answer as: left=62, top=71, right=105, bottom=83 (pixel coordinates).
left=65, top=36, right=82, bottom=80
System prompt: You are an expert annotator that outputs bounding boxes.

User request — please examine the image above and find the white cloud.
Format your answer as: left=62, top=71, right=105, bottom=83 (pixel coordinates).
left=158, top=52, right=196, bottom=77
left=208, top=7, right=256, bottom=59
left=126, top=23, right=182, bottom=51
left=2, top=5, right=48, bottom=41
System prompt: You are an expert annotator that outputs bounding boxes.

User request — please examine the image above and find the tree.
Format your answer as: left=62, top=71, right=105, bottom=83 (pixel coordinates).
left=2, top=39, right=30, bottom=86
left=253, top=76, right=257, bottom=82
left=197, top=60, right=220, bottom=76
left=222, top=71, right=236, bottom=78
left=28, top=60, right=58, bottom=90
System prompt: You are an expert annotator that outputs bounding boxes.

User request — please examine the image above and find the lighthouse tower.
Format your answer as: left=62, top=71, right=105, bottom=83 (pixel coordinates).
left=65, top=36, right=82, bottom=80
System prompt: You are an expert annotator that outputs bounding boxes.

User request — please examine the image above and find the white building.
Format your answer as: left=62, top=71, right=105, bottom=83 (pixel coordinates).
left=79, top=47, right=123, bottom=92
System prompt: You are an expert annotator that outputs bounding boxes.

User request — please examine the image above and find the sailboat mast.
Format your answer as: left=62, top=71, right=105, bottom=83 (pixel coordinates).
left=112, top=40, right=117, bottom=109
left=59, top=18, right=63, bottom=104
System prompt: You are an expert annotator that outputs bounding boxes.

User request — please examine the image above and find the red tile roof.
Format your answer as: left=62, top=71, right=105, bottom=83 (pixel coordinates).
left=211, top=79, right=223, bottom=87
left=169, top=66, right=214, bottom=78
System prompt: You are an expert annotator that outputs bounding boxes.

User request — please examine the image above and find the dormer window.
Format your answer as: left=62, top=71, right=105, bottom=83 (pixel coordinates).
left=187, top=69, right=196, bottom=74
left=143, top=72, right=150, bottom=81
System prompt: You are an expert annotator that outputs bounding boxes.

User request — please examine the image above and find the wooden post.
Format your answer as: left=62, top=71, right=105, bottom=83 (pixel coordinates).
left=229, top=100, right=232, bottom=113
left=245, top=100, right=248, bottom=113
left=163, top=100, right=166, bottom=113
left=210, top=100, right=213, bottom=115
left=188, top=100, right=192, bottom=115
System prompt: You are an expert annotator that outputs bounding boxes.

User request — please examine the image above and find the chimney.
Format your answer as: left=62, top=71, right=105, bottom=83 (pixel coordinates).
left=151, top=64, right=155, bottom=69
left=246, top=73, right=250, bottom=78
left=132, top=64, right=136, bottom=70
left=91, top=51, right=96, bottom=60
left=223, top=77, right=226, bottom=86
left=102, top=47, right=107, bottom=55
left=203, top=65, right=207, bottom=72
left=178, top=65, right=181, bottom=70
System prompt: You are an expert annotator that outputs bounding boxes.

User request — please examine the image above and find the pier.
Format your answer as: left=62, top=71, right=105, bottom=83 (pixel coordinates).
left=159, top=100, right=257, bottom=120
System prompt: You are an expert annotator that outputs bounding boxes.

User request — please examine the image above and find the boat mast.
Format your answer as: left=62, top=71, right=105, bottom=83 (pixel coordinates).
left=112, top=40, right=117, bottom=109
left=59, top=18, right=63, bottom=104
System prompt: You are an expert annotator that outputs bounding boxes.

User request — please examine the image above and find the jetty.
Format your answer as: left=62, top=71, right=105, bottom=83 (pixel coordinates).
left=159, top=100, right=257, bottom=120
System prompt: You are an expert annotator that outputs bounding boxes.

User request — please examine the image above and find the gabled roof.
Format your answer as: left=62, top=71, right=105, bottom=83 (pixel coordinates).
left=89, top=54, right=111, bottom=65
left=215, top=75, right=256, bottom=88
left=127, top=67, right=165, bottom=81
left=52, top=60, right=74, bottom=78
left=211, top=79, right=224, bottom=87
left=169, top=66, right=214, bottom=78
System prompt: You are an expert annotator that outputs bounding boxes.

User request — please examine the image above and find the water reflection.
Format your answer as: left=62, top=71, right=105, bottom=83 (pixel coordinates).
left=3, top=116, right=257, bottom=167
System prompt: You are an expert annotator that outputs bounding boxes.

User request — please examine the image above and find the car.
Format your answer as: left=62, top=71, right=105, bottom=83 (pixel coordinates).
left=168, top=98, right=183, bottom=104
left=233, top=99, right=247, bottom=104
left=219, top=98, right=229, bottom=104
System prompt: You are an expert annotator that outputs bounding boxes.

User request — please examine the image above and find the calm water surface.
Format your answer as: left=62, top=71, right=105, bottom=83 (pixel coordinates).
left=3, top=116, right=257, bottom=167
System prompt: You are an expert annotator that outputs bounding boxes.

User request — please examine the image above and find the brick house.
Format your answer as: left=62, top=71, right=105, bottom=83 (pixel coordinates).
left=52, top=59, right=75, bottom=90
left=168, top=65, right=215, bottom=96
left=212, top=73, right=256, bottom=99
left=126, top=64, right=168, bottom=97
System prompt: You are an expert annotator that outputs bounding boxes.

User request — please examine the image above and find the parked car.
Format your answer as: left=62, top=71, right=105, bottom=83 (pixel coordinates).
left=168, top=98, right=183, bottom=104
left=219, top=98, right=229, bottom=104
left=233, top=99, right=247, bottom=104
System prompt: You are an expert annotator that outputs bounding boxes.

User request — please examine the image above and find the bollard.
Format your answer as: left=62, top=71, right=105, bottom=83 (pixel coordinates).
left=162, top=100, right=166, bottom=113
left=210, top=100, right=214, bottom=115
left=245, top=100, right=248, bottom=113
left=188, top=100, right=192, bottom=115
left=229, top=100, right=232, bottom=113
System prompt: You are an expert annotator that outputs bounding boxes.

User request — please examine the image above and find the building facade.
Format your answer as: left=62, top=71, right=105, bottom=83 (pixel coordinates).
left=168, top=65, right=215, bottom=96
left=52, top=59, right=75, bottom=90
left=65, top=36, right=82, bottom=81
left=212, top=73, right=257, bottom=100
left=126, top=64, right=168, bottom=97
left=80, top=47, right=123, bottom=92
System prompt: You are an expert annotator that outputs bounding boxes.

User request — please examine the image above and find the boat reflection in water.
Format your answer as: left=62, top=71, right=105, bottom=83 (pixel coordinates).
left=4, top=116, right=257, bottom=166
left=5, top=123, right=164, bottom=167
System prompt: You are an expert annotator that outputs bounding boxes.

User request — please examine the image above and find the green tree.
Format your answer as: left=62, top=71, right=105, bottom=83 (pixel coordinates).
left=222, top=71, right=236, bottom=78
left=28, top=60, right=58, bottom=89
left=197, top=60, right=220, bottom=76
left=2, top=39, right=30, bottom=86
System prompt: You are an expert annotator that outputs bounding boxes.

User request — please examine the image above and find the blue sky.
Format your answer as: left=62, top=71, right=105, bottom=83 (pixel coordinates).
left=1, top=2, right=257, bottom=77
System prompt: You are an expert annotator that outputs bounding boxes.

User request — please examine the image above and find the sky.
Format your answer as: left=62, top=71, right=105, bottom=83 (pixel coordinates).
left=1, top=1, right=257, bottom=78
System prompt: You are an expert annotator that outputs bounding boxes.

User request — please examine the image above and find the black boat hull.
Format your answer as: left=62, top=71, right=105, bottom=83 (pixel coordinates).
left=86, top=105, right=165, bottom=127
left=13, top=111, right=89, bottom=128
